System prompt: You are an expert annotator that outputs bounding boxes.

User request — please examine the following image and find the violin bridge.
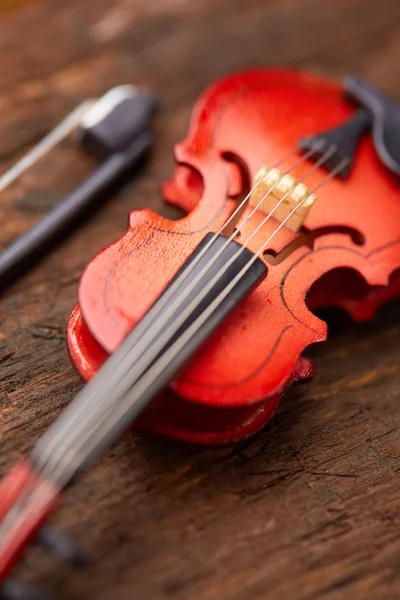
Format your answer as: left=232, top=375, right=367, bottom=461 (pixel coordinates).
left=249, top=166, right=316, bottom=232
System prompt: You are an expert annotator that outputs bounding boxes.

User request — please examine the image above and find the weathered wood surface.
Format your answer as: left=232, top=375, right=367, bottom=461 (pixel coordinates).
left=1, top=1, right=400, bottom=598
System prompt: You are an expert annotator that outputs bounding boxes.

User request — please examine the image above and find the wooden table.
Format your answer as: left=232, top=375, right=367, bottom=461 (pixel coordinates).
left=1, top=1, right=400, bottom=598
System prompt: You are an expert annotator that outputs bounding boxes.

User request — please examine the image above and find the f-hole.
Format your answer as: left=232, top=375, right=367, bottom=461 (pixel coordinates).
left=220, top=151, right=251, bottom=237
left=263, top=226, right=366, bottom=265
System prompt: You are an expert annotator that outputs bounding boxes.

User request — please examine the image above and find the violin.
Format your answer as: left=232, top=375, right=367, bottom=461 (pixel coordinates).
left=1, top=68, right=400, bottom=598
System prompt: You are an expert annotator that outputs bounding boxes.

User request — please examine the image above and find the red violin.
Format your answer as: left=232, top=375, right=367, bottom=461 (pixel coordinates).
left=1, top=68, right=400, bottom=598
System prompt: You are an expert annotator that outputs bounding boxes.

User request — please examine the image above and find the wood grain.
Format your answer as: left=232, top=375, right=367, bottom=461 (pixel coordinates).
left=0, top=1, right=399, bottom=599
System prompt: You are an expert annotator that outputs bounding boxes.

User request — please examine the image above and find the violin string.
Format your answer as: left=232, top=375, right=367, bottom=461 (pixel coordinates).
left=31, top=143, right=326, bottom=470
left=34, top=145, right=344, bottom=486
left=45, top=156, right=350, bottom=489
left=88, top=144, right=320, bottom=368
left=33, top=142, right=331, bottom=474
left=33, top=143, right=336, bottom=479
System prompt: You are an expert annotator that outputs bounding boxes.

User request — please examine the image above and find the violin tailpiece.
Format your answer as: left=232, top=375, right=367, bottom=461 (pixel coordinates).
left=298, top=108, right=371, bottom=178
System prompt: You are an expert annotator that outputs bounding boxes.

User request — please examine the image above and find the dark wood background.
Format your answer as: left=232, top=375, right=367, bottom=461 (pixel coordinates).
left=1, top=1, right=400, bottom=598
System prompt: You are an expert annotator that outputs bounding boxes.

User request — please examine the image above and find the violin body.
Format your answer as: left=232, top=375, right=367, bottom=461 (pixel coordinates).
left=2, top=68, right=400, bottom=594
left=67, top=68, right=400, bottom=443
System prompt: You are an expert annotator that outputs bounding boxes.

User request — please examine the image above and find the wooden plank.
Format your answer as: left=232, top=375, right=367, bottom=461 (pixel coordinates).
left=0, top=1, right=399, bottom=598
